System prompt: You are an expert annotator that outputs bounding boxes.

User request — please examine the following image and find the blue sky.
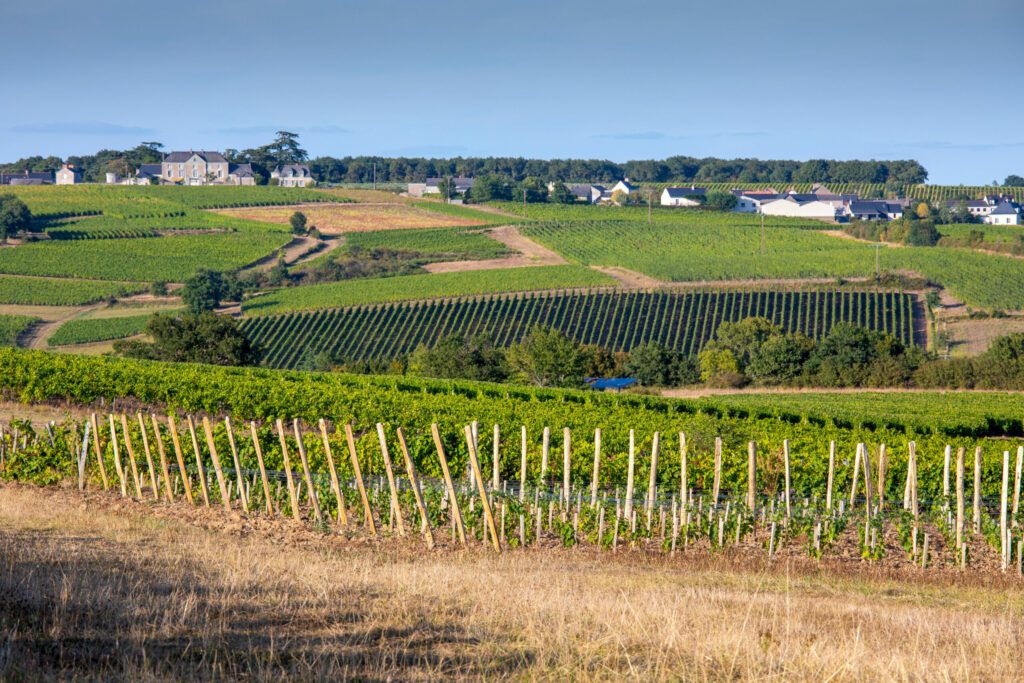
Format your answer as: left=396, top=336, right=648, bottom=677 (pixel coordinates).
left=3, top=0, right=1022, bottom=184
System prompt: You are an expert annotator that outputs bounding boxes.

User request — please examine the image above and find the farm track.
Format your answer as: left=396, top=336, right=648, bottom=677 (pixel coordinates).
left=423, top=225, right=567, bottom=273
left=18, top=302, right=105, bottom=350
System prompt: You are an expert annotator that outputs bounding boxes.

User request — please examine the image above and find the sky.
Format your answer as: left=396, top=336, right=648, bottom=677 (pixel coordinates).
left=3, top=0, right=1022, bottom=184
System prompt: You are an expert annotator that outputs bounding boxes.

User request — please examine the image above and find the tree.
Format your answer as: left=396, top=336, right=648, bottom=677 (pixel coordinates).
left=114, top=313, right=260, bottom=366
left=625, top=343, right=691, bottom=387
left=703, top=190, right=738, bottom=212
left=1005, top=175, right=1024, bottom=187
left=746, top=333, right=814, bottom=385
left=915, top=201, right=931, bottom=219
left=268, top=131, right=308, bottom=165
left=408, top=334, right=508, bottom=382
left=508, top=326, right=585, bottom=387
left=610, top=189, right=628, bottom=205
left=698, top=348, right=743, bottom=386
left=519, top=177, right=548, bottom=203
left=904, top=219, right=940, bottom=246
left=548, top=181, right=576, bottom=204
left=289, top=211, right=308, bottom=234
left=0, top=194, right=31, bottom=242
left=705, top=317, right=780, bottom=370
left=181, top=269, right=232, bottom=314
left=468, top=174, right=512, bottom=202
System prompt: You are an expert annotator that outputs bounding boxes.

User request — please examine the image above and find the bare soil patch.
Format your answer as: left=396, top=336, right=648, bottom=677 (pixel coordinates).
left=423, top=225, right=566, bottom=273
left=215, top=203, right=490, bottom=235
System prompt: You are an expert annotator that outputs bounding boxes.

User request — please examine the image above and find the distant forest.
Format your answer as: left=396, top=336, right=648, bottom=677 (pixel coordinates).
left=2, top=140, right=928, bottom=186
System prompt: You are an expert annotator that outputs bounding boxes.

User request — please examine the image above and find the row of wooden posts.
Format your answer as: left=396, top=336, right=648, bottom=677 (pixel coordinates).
left=3, top=416, right=1024, bottom=567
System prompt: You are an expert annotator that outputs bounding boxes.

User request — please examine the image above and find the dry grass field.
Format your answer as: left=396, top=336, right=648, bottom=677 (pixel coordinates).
left=214, top=203, right=491, bottom=235
left=1, top=483, right=1021, bottom=681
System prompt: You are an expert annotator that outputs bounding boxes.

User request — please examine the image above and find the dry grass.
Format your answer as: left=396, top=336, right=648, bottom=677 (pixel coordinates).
left=1, top=482, right=1022, bottom=681
left=214, top=203, right=489, bottom=235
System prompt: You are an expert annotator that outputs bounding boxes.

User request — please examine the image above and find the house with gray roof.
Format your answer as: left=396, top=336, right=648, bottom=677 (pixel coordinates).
left=983, top=200, right=1021, bottom=225
left=271, top=164, right=313, bottom=187
left=0, top=170, right=53, bottom=185
left=660, top=186, right=707, bottom=207
left=161, top=150, right=230, bottom=185
left=407, top=176, right=475, bottom=197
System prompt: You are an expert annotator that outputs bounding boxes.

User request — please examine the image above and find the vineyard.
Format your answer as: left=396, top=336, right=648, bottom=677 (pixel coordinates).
left=242, top=265, right=614, bottom=314
left=240, top=288, right=919, bottom=369
left=519, top=220, right=1024, bottom=311
left=0, top=316, right=37, bottom=346
left=47, top=312, right=163, bottom=347
left=0, top=275, right=144, bottom=306
left=339, top=226, right=511, bottom=261
left=617, top=182, right=1024, bottom=204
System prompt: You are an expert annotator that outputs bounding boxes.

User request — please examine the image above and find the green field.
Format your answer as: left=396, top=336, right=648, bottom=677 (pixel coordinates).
left=0, top=315, right=37, bottom=346
left=242, top=265, right=615, bottom=315
left=0, top=275, right=144, bottom=305
left=40, top=209, right=288, bottom=240
left=47, top=313, right=160, bottom=346
left=0, top=232, right=290, bottom=282
left=519, top=219, right=1024, bottom=311
left=241, top=288, right=918, bottom=369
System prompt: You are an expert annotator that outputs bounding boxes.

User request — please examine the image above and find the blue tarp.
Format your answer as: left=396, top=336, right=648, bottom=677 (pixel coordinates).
left=584, top=377, right=638, bottom=390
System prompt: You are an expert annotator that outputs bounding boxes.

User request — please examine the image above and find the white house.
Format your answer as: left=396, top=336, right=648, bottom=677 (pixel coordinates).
left=407, top=177, right=475, bottom=197
left=660, top=186, right=706, bottom=207
left=760, top=196, right=845, bottom=221
left=272, top=164, right=314, bottom=187
left=611, top=180, right=637, bottom=195
left=983, top=200, right=1022, bottom=225
left=54, top=164, right=82, bottom=185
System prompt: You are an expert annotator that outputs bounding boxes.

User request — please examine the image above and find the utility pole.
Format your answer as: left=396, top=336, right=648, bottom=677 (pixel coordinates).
left=647, top=189, right=652, bottom=225
left=523, top=187, right=527, bottom=208
left=875, top=243, right=881, bottom=277
left=372, top=162, right=377, bottom=191
left=760, top=213, right=766, bottom=255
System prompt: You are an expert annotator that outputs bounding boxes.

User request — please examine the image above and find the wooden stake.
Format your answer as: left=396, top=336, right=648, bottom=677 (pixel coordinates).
left=563, top=427, right=572, bottom=508
left=955, top=446, right=965, bottom=549
left=149, top=415, right=175, bottom=502
left=590, top=427, right=601, bottom=508
left=492, top=424, right=500, bottom=489
left=166, top=415, right=194, bottom=504
left=118, top=415, right=142, bottom=498
left=293, top=420, right=323, bottom=525
left=943, top=445, right=952, bottom=503
left=540, top=426, right=550, bottom=482
left=1014, top=446, right=1023, bottom=522
left=187, top=416, right=210, bottom=506
left=136, top=413, right=159, bottom=500
left=224, top=417, right=248, bottom=513
left=861, top=444, right=873, bottom=515
left=712, top=437, right=722, bottom=505
left=249, top=421, right=274, bottom=515
left=111, top=415, right=140, bottom=498
left=877, top=444, right=887, bottom=512
left=974, top=446, right=982, bottom=535
left=464, top=425, right=501, bottom=553
left=680, top=432, right=688, bottom=507
left=849, top=442, right=861, bottom=507
left=317, top=419, right=347, bottom=525
left=519, top=425, right=527, bottom=502
left=826, top=440, right=835, bottom=512
left=431, top=423, right=465, bottom=545
left=1001, top=450, right=1010, bottom=570
left=909, top=441, right=919, bottom=521
left=782, top=440, right=791, bottom=519
left=107, top=415, right=126, bottom=497
left=90, top=413, right=109, bottom=490
left=344, top=424, right=377, bottom=535
left=624, top=429, right=636, bottom=520
left=396, top=427, right=434, bottom=549
left=274, top=418, right=300, bottom=520
left=374, top=423, right=404, bottom=535
left=202, top=417, right=231, bottom=513
left=646, top=432, right=659, bottom=513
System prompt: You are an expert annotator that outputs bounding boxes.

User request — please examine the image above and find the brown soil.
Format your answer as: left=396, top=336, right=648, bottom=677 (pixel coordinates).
left=215, top=203, right=490, bottom=235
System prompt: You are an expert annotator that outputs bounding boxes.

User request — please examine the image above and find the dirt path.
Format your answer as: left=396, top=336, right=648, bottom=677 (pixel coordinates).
left=423, top=225, right=567, bottom=273
left=239, top=234, right=330, bottom=274
left=19, top=302, right=106, bottom=349
left=590, top=266, right=664, bottom=288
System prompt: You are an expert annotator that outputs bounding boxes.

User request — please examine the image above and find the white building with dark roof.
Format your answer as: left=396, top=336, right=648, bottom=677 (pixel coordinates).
left=161, top=150, right=229, bottom=185
left=271, top=164, right=314, bottom=187
left=983, top=200, right=1022, bottom=225
left=660, top=186, right=706, bottom=207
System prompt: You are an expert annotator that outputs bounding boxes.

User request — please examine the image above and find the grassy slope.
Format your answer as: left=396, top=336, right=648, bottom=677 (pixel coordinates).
left=242, top=265, right=616, bottom=314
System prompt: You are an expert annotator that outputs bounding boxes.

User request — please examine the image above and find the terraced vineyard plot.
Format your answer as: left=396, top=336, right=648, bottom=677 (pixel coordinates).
left=40, top=210, right=289, bottom=240
left=522, top=221, right=1024, bottom=310
left=241, top=288, right=918, bottom=369
left=0, top=315, right=38, bottom=346
left=0, top=232, right=291, bottom=282
left=341, top=227, right=511, bottom=260
left=243, top=265, right=614, bottom=315
left=0, top=275, right=144, bottom=306
left=47, top=312, right=160, bottom=346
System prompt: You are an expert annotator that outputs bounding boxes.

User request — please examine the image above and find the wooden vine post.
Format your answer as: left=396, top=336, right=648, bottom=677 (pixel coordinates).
left=187, top=416, right=210, bottom=506
left=375, top=423, right=405, bottom=535
left=590, top=428, right=601, bottom=508
left=248, top=421, right=274, bottom=514
left=563, top=427, right=572, bottom=508
left=344, top=424, right=377, bottom=535
left=317, top=419, right=347, bottom=525
left=877, top=444, right=887, bottom=512
left=293, top=420, right=323, bottom=525
left=274, top=419, right=300, bottom=520
left=943, top=445, right=952, bottom=504
left=680, top=432, right=688, bottom=507
left=119, top=415, right=145, bottom=499
left=107, top=415, right=127, bottom=497
left=396, top=427, right=434, bottom=549
left=112, top=415, right=141, bottom=498
left=974, top=446, right=982, bottom=535
left=167, top=415, right=194, bottom=504
left=90, top=413, right=109, bottom=490
left=492, top=424, right=500, bottom=490
left=540, top=426, right=550, bottom=482
left=137, top=413, right=160, bottom=500
left=518, top=426, right=527, bottom=502
left=202, top=417, right=232, bottom=513
left=646, top=432, right=659, bottom=514
left=224, top=417, right=248, bottom=513
left=1001, top=450, right=1010, bottom=570
left=860, top=444, right=873, bottom=537
left=149, top=415, right=175, bottom=502
left=1014, top=446, right=1023, bottom=523
left=464, top=425, right=501, bottom=553
left=782, top=440, right=792, bottom=519
left=747, top=441, right=756, bottom=510
left=712, top=437, right=722, bottom=505
left=431, top=423, right=465, bottom=545
left=826, top=440, right=835, bottom=512
left=624, top=429, right=636, bottom=520
left=955, top=446, right=965, bottom=550
left=849, top=442, right=861, bottom=508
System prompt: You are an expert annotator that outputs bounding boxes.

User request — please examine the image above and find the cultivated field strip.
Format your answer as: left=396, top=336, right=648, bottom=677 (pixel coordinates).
left=4, top=414, right=1023, bottom=575
left=241, top=289, right=919, bottom=369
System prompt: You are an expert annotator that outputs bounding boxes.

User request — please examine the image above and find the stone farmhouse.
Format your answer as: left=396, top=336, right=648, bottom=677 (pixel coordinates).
left=55, top=164, right=82, bottom=184
left=271, top=164, right=315, bottom=187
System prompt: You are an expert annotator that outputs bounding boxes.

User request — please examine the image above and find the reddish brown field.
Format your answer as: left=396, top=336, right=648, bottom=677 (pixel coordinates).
left=214, top=203, right=490, bottom=234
